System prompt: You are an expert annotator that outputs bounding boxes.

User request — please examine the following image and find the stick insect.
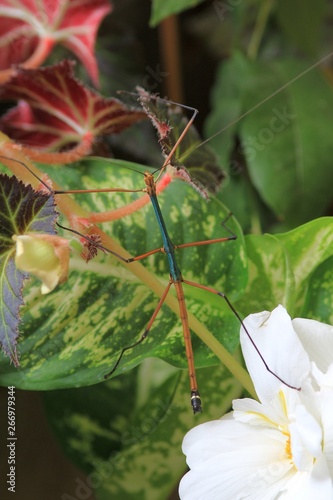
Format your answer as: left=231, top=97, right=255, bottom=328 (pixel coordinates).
left=0, top=91, right=300, bottom=411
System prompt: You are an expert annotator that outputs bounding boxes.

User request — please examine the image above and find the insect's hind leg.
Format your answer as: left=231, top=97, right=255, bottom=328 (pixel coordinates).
left=182, top=279, right=301, bottom=392
left=104, top=282, right=172, bottom=379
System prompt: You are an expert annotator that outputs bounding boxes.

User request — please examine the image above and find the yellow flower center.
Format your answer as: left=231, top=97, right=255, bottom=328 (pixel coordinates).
left=285, top=434, right=292, bottom=461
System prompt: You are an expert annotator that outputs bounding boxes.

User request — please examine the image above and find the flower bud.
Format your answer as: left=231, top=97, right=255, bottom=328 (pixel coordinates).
left=12, top=233, right=70, bottom=294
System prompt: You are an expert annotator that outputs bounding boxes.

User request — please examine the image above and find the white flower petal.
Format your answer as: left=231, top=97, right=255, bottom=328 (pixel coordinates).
left=293, top=318, right=333, bottom=374
left=180, top=418, right=294, bottom=500
left=289, top=404, right=322, bottom=470
left=181, top=307, right=333, bottom=499
left=240, top=305, right=311, bottom=402
left=321, top=364, right=333, bottom=389
left=233, top=392, right=292, bottom=429
left=283, top=455, right=332, bottom=499
left=319, top=386, right=333, bottom=475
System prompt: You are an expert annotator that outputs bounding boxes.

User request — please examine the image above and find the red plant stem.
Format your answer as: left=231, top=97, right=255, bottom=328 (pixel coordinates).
left=86, top=172, right=173, bottom=223
left=0, top=38, right=54, bottom=84
left=22, top=37, right=55, bottom=69
left=0, top=134, right=174, bottom=229
left=19, top=132, right=94, bottom=164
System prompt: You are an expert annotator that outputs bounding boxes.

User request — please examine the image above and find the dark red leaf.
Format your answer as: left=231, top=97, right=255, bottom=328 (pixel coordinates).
left=0, top=61, right=145, bottom=158
left=0, top=0, right=112, bottom=85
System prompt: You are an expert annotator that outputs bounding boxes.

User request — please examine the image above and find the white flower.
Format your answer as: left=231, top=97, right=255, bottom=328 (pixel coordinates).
left=13, top=233, right=70, bottom=294
left=180, top=305, right=333, bottom=499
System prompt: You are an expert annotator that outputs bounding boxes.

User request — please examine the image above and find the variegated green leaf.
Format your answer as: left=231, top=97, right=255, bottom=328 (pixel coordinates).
left=43, top=358, right=243, bottom=500
left=235, top=233, right=289, bottom=314
left=0, top=158, right=247, bottom=389
left=236, top=217, right=333, bottom=318
left=303, top=255, right=333, bottom=324
left=276, top=217, right=333, bottom=314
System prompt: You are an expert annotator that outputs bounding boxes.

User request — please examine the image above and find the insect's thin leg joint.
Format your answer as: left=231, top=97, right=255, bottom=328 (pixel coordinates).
left=104, top=282, right=172, bottom=380
left=217, top=292, right=301, bottom=392
left=221, top=213, right=237, bottom=240
left=182, top=278, right=301, bottom=392
left=104, top=333, right=148, bottom=380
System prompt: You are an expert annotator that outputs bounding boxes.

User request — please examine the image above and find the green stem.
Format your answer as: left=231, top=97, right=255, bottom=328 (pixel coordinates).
left=247, top=0, right=275, bottom=60
left=245, top=170, right=262, bottom=235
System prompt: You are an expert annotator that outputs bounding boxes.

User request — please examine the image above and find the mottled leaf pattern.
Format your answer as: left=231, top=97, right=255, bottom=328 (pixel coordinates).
left=43, top=358, right=243, bottom=499
left=0, top=159, right=247, bottom=388
left=235, top=218, right=333, bottom=319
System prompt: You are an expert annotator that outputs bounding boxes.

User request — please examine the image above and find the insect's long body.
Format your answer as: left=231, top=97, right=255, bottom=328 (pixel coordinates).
left=1, top=81, right=307, bottom=413
left=146, top=174, right=181, bottom=281
left=144, top=172, right=202, bottom=413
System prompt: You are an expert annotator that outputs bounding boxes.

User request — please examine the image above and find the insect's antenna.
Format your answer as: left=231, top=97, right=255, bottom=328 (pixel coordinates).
left=53, top=164, right=146, bottom=194
left=175, top=50, right=333, bottom=165
left=0, top=155, right=148, bottom=196
left=0, top=156, right=53, bottom=193
left=118, top=89, right=198, bottom=114
left=0, top=158, right=148, bottom=259
left=111, top=164, right=146, bottom=177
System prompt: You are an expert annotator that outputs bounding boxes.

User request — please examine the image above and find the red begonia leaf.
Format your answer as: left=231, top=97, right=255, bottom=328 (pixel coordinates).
left=0, top=0, right=112, bottom=85
left=0, top=61, right=145, bottom=161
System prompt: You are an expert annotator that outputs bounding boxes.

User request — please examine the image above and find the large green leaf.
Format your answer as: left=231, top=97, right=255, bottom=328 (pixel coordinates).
left=206, top=54, right=333, bottom=228
left=276, top=0, right=327, bottom=56
left=0, top=158, right=247, bottom=390
left=277, top=218, right=333, bottom=315
left=236, top=218, right=333, bottom=319
left=43, top=358, right=243, bottom=500
left=303, top=255, right=333, bottom=324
